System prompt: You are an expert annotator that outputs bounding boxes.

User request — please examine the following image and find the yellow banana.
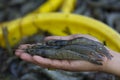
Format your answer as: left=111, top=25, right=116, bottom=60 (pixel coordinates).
left=0, top=0, right=63, bottom=47
left=0, top=13, right=120, bottom=53
left=61, top=0, right=76, bottom=13
left=31, top=0, right=63, bottom=13
left=0, top=19, right=21, bottom=47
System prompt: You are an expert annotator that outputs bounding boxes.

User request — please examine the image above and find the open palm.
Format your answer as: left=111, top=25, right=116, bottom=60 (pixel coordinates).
left=15, top=34, right=109, bottom=72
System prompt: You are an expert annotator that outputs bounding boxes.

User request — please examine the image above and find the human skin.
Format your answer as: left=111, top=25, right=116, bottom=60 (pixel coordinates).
left=15, top=34, right=120, bottom=76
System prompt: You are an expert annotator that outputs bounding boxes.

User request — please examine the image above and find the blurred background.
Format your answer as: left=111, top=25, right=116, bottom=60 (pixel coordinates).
left=0, top=0, right=120, bottom=80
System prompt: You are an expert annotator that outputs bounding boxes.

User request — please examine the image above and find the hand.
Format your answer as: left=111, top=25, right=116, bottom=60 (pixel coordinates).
left=15, top=34, right=120, bottom=76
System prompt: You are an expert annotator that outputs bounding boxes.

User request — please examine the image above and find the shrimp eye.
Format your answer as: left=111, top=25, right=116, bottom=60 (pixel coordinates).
left=99, top=47, right=102, bottom=50
left=30, top=49, right=36, bottom=53
left=46, top=40, right=55, bottom=45
left=40, top=50, right=48, bottom=58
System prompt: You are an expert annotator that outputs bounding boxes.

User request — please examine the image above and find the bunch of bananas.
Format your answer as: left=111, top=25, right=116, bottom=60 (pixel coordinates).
left=0, top=0, right=120, bottom=52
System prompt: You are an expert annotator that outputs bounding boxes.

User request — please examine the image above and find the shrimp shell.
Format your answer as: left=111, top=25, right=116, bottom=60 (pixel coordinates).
left=26, top=48, right=103, bottom=65
left=25, top=37, right=112, bottom=65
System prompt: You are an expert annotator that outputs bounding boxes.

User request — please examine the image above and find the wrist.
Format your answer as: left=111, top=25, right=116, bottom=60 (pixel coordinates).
left=100, top=50, right=120, bottom=76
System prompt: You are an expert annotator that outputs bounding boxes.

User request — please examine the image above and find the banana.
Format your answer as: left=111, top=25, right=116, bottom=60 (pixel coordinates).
left=0, top=19, right=21, bottom=47
left=0, top=0, right=63, bottom=47
left=61, top=0, right=76, bottom=13
left=31, top=0, right=63, bottom=13
left=0, top=13, right=120, bottom=53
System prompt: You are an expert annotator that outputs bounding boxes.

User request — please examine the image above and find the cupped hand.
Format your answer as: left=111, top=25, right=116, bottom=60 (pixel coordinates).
left=15, top=34, right=110, bottom=72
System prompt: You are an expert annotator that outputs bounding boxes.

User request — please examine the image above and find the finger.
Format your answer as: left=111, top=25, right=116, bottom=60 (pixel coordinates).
left=20, top=53, right=35, bottom=63
left=44, top=36, right=73, bottom=41
left=33, top=56, right=71, bottom=70
left=45, top=34, right=99, bottom=42
left=70, top=34, right=99, bottom=41
left=15, top=44, right=31, bottom=56
left=18, top=44, right=31, bottom=49
left=33, top=56, right=102, bottom=71
left=15, top=49, right=40, bottom=65
left=16, top=44, right=35, bottom=56
left=15, top=49, right=25, bottom=56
